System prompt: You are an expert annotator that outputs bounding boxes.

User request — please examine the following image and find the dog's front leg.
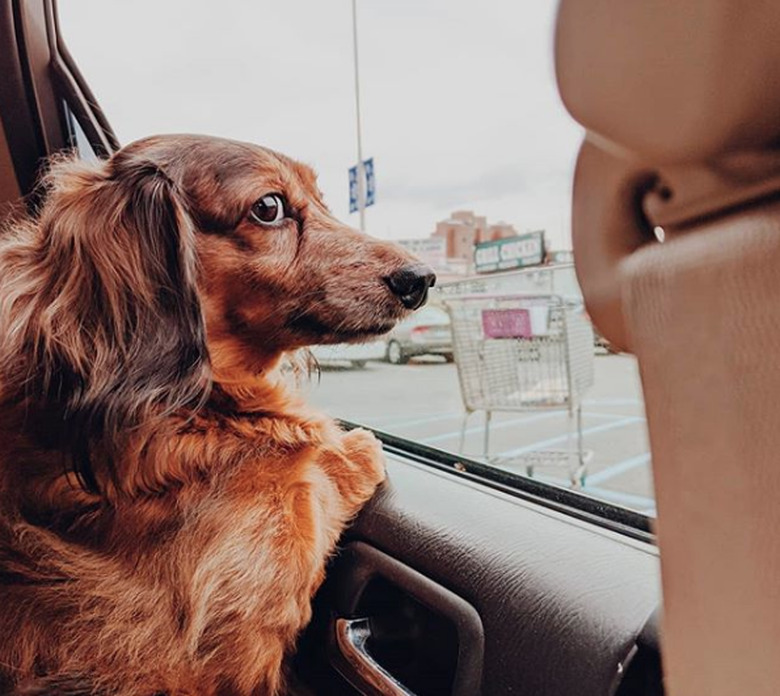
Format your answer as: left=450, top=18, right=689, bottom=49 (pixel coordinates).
left=316, top=427, right=386, bottom=520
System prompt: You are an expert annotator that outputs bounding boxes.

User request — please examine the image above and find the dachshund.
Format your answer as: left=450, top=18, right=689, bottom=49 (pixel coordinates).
left=0, top=134, right=435, bottom=695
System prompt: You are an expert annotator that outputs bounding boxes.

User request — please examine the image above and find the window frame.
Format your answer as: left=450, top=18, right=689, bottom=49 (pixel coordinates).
left=0, top=0, right=117, bottom=206
left=342, top=420, right=655, bottom=544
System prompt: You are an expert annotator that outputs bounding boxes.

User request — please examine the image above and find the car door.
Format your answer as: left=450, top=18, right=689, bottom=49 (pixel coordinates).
left=0, top=2, right=662, bottom=694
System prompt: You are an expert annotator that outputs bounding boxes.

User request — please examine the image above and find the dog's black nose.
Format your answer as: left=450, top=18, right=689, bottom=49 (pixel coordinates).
left=386, top=264, right=436, bottom=309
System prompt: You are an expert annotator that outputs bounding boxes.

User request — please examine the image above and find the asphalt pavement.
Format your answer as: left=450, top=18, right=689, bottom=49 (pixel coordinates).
left=306, top=353, right=653, bottom=515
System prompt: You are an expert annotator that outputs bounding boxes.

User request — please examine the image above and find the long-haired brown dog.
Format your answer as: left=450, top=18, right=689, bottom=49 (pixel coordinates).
left=0, top=135, right=434, bottom=695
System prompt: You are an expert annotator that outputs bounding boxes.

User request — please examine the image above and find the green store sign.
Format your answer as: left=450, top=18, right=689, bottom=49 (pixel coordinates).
left=474, top=231, right=545, bottom=274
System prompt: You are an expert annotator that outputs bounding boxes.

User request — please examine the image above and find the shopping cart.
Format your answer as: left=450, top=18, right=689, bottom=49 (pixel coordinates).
left=443, top=294, right=595, bottom=485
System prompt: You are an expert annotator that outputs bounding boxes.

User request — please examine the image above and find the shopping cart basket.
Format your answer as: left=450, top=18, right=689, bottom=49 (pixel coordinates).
left=443, top=294, right=595, bottom=485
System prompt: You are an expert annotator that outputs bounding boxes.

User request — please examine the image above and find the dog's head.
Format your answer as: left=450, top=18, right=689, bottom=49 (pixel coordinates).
left=1, top=135, right=432, bottom=492
left=114, top=135, right=435, bottom=376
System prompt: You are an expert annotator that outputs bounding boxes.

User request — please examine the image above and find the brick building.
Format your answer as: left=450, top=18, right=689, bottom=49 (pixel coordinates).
left=432, top=210, right=519, bottom=270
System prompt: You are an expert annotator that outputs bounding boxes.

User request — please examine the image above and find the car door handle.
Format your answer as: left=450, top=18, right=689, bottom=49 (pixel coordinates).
left=333, top=617, right=417, bottom=696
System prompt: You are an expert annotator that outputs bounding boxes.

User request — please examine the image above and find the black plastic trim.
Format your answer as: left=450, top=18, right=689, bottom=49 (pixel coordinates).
left=50, top=0, right=118, bottom=155
left=613, top=607, right=664, bottom=696
left=329, top=542, right=485, bottom=696
left=0, top=2, right=42, bottom=197
left=0, top=0, right=118, bottom=210
left=339, top=420, right=655, bottom=545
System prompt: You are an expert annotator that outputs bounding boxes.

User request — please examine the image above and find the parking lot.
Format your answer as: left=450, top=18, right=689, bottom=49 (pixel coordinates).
left=307, top=353, right=654, bottom=515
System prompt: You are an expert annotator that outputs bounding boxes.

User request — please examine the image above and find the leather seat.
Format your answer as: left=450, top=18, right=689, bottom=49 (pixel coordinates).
left=556, top=2, right=780, bottom=694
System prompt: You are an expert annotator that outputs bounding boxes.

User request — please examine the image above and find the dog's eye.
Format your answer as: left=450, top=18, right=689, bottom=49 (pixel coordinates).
left=249, top=194, right=287, bottom=225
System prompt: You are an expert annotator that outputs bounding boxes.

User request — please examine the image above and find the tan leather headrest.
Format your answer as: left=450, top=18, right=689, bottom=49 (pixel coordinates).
left=555, top=0, right=780, bottom=163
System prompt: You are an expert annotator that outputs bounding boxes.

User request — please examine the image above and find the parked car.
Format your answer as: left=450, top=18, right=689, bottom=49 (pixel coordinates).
left=309, top=340, right=386, bottom=369
left=384, top=305, right=454, bottom=364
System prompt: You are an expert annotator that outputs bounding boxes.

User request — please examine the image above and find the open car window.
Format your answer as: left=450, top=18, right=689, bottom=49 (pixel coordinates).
left=58, top=1, right=654, bottom=532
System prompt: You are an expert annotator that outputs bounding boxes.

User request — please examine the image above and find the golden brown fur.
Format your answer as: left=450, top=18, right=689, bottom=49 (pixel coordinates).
left=0, top=135, right=431, bottom=695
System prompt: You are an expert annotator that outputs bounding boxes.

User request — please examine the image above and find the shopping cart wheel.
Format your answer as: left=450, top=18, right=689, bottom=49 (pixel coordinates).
left=386, top=340, right=408, bottom=365
left=570, top=465, right=587, bottom=489
left=526, top=465, right=535, bottom=478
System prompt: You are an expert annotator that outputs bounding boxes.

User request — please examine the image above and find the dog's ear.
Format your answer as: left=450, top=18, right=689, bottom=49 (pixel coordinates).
left=13, top=154, right=211, bottom=493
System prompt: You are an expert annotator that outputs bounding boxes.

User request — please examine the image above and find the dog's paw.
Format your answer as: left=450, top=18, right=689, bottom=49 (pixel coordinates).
left=341, top=427, right=387, bottom=487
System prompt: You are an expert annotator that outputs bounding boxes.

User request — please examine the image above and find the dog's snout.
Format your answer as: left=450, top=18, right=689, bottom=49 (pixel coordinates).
left=385, top=264, right=436, bottom=310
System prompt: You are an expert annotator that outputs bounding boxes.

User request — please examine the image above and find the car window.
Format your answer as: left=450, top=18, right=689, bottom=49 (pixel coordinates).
left=64, top=105, right=99, bottom=162
left=60, top=1, right=653, bottom=521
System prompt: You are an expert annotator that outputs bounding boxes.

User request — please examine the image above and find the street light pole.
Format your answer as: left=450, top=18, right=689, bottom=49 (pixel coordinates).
left=351, top=0, right=365, bottom=232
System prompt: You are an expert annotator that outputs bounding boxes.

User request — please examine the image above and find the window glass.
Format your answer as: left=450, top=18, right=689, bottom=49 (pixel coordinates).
left=60, top=1, right=653, bottom=517
left=63, top=105, right=99, bottom=162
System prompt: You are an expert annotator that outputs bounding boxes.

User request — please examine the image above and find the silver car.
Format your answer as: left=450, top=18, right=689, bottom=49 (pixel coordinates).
left=385, top=305, right=454, bottom=364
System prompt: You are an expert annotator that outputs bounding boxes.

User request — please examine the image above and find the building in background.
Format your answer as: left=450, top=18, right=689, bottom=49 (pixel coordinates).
left=431, top=210, right=521, bottom=274
left=432, top=211, right=486, bottom=261
left=396, top=237, right=447, bottom=272
left=397, top=210, right=571, bottom=283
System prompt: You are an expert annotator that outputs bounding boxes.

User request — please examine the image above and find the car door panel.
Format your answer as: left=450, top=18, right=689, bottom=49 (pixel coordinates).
left=327, top=542, right=484, bottom=696
left=294, top=455, right=661, bottom=696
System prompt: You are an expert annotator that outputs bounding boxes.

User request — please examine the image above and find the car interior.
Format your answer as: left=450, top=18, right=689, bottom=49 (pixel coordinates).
left=2, top=0, right=775, bottom=694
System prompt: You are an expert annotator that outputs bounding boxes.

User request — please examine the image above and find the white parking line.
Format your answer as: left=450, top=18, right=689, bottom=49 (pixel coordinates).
left=364, top=412, right=462, bottom=430
left=495, top=416, right=644, bottom=457
left=586, top=453, right=652, bottom=486
left=583, top=398, right=644, bottom=407
left=417, top=410, right=641, bottom=446
left=421, top=411, right=565, bottom=445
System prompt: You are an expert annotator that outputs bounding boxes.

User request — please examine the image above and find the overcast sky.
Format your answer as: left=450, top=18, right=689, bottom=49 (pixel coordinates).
left=59, top=1, right=583, bottom=249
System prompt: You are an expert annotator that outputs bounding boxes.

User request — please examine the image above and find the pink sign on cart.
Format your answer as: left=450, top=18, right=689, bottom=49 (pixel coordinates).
left=481, top=308, right=532, bottom=338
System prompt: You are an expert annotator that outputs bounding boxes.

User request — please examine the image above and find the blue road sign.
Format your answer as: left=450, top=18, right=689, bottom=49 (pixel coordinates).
left=348, top=159, right=375, bottom=213
left=364, top=158, right=375, bottom=207
left=348, top=165, right=359, bottom=213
